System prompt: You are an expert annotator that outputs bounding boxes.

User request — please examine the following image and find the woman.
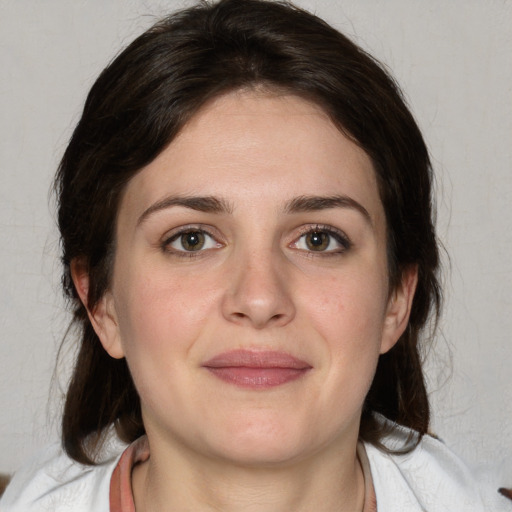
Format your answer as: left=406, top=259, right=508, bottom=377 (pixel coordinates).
left=1, top=0, right=509, bottom=510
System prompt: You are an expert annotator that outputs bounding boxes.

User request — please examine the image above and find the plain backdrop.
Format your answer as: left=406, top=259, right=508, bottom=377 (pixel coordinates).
left=0, top=0, right=511, bottom=487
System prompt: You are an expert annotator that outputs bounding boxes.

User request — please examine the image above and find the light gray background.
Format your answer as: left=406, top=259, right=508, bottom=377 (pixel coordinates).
left=1, top=0, right=511, bottom=486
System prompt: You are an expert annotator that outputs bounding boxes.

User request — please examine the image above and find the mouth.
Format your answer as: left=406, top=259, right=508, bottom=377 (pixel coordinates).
left=202, top=350, right=312, bottom=389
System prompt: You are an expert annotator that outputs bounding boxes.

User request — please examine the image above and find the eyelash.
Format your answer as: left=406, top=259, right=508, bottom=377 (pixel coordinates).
left=161, top=225, right=221, bottom=258
left=160, top=224, right=352, bottom=258
left=291, top=224, right=352, bottom=256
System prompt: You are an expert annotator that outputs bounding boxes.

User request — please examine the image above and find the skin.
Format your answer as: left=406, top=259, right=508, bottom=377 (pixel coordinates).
left=73, top=90, right=417, bottom=512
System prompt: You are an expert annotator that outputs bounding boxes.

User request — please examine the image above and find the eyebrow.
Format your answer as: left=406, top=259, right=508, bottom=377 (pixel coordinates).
left=284, top=195, right=372, bottom=225
left=137, top=193, right=371, bottom=226
left=137, top=195, right=233, bottom=225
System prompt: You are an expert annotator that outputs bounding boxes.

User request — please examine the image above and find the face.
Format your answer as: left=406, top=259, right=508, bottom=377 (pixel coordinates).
left=83, top=90, right=415, bottom=467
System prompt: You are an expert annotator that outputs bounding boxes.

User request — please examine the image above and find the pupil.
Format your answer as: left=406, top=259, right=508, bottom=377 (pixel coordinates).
left=307, top=231, right=328, bottom=250
left=182, top=232, right=204, bottom=251
left=311, top=233, right=323, bottom=245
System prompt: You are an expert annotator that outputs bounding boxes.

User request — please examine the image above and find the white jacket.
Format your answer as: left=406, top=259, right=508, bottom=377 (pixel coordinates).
left=1, top=426, right=510, bottom=511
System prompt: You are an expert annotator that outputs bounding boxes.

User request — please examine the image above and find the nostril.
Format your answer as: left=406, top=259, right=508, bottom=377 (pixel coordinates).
left=221, top=279, right=295, bottom=328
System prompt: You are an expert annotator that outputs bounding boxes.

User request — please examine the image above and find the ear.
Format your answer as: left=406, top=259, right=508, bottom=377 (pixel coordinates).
left=70, top=259, right=125, bottom=359
left=380, top=265, right=418, bottom=354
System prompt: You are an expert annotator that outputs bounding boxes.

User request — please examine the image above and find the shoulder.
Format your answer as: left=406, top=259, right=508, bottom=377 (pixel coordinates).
left=364, top=420, right=512, bottom=512
left=0, top=440, right=124, bottom=512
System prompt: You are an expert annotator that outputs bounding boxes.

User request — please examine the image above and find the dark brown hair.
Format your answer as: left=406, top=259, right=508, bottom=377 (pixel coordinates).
left=56, top=0, right=441, bottom=464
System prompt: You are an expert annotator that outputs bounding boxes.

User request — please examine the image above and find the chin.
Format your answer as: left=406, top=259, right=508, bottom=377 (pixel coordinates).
left=214, top=440, right=307, bottom=468
left=202, top=416, right=316, bottom=467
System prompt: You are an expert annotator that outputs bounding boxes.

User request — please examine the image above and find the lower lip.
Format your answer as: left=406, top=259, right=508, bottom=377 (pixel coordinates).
left=205, top=367, right=310, bottom=389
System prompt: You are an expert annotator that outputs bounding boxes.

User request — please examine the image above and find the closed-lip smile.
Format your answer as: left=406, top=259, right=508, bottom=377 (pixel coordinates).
left=202, top=349, right=312, bottom=389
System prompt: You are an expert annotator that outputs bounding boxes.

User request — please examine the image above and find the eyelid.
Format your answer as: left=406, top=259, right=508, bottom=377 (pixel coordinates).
left=289, top=224, right=352, bottom=253
left=161, top=224, right=224, bottom=254
left=159, top=223, right=351, bottom=257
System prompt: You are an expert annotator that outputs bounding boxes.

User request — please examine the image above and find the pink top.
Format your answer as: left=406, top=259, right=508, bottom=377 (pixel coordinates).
left=109, top=436, right=150, bottom=511
left=110, top=436, right=377, bottom=512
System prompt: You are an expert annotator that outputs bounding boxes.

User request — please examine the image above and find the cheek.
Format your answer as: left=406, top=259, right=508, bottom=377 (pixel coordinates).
left=300, top=265, right=389, bottom=400
left=113, top=267, right=220, bottom=361
left=303, top=268, right=389, bottom=340
left=111, top=269, right=221, bottom=414
left=291, top=269, right=389, bottom=436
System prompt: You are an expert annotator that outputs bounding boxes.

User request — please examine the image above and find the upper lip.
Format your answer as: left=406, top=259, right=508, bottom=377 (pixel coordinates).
left=203, top=350, right=312, bottom=369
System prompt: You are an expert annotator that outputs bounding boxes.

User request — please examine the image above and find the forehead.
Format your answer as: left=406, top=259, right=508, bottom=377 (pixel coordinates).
left=120, top=90, right=382, bottom=221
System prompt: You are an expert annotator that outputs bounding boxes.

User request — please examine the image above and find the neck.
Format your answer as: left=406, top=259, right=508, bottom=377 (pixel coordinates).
left=132, top=435, right=365, bottom=512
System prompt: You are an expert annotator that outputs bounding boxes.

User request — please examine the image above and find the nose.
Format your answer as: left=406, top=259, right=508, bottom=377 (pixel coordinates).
left=221, top=248, right=296, bottom=329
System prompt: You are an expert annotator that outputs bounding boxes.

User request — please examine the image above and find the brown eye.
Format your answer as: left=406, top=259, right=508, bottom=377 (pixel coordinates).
left=180, top=231, right=205, bottom=251
left=164, top=228, right=221, bottom=255
left=305, top=231, right=329, bottom=251
left=292, top=226, right=351, bottom=254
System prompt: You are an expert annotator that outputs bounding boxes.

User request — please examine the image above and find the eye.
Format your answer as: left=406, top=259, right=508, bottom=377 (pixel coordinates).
left=164, top=229, right=221, bottom=253
left=292, top=226, right=351, bottom=254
